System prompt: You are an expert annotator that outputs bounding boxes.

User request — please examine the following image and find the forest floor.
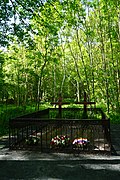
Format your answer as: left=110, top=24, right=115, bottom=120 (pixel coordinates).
left=0, top=124, right=120, bottom=180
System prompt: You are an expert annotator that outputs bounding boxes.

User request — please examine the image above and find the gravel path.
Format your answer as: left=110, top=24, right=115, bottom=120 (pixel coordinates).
left=0, top=152, right=120, bottom=180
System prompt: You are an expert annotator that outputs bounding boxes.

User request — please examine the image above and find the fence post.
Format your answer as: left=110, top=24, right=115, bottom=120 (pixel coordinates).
left=9, top=119, right=11, bottom=149
left=41, top=128, right=42, bottom=152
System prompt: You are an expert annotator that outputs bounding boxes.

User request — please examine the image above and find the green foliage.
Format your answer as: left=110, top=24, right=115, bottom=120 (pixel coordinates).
left=109, top=113, right=120, bottom=124
left=0, top=0, right=120, bottom=120
left=0, top=0, right=45, bottom=46
left=67, top=104, right=80, bottom=108
left=0, top=102, right=52, bottom=136
left=0, top=105, right=33, bottom=136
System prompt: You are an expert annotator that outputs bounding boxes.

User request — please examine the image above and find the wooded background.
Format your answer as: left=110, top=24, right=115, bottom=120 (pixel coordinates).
left=0, top=0, right=120, bottom=115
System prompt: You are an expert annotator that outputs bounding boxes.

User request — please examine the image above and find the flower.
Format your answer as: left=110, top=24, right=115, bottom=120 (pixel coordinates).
left=25, top=132, right=40, bottom=145
left=50, top=135, right=70, bottom=149
left=72, top=138, right=89, bottom=149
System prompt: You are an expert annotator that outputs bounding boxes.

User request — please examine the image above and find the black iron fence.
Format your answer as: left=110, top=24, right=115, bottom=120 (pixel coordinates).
left=9, top=108, right=111, bottom=154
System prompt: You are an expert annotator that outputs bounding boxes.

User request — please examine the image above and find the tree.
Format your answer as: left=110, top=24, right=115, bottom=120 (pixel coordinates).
left=1, top=0, right=120, bottom=114
left=0, top=51, right=5, bottom=102
left=0, top=0, right=45, bottom=46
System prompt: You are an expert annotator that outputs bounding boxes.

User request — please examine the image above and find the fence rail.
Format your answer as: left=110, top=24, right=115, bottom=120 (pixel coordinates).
left=9, top=108, right=111, bottom=154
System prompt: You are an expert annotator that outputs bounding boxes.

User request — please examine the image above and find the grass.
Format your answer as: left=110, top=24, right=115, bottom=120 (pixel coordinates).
left=0, top=102, right=51, bottom=136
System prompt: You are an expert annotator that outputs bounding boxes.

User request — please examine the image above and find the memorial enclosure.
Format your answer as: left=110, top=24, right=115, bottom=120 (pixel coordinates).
left=9, top=94, right=111, bottom=154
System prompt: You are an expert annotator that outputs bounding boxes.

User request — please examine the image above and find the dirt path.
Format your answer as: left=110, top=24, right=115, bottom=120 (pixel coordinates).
left=0, top=153, right=120, bottom=179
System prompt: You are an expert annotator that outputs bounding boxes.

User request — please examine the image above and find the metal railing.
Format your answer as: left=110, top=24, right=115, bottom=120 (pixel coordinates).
left=9, top=108, right=111, bottom=154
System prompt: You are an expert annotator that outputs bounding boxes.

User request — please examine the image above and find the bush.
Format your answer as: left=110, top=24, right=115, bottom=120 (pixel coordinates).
left=109, top=112, right=120, bottom=124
